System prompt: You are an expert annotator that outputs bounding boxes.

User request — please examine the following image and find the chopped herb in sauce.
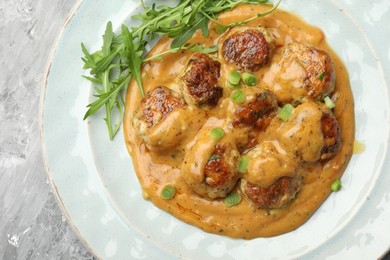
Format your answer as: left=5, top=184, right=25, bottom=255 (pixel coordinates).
left=224, top=193, right=242, bottom=207
left=318, top=71, right=326, bottom=80
left=209, top=155, right=222, bottom=161
left=210, top=127, right=225, bottom=141
left=161, top=185, right=176, bottom=200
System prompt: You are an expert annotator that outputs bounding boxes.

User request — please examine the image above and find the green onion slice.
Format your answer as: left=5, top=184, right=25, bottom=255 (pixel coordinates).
left=331, top=179, right=342, bottom=192
left=242, top=72, right=257, bottom=86
left=324, top=96, right=335, bottom=109
left=278, top=104, right=294, bottom=122
left=160, top=184, right=176, bottom=200
left=210, top=127, right=225, bottom=141
left=224, top=193, right=241, bottom=207
left=238, top=156, right=250, bottom=174
left=228, top=70, right=241, bottom=86
left=231, top=90, right=246, bottom=104
left=228, top=81, right=241, bottom=89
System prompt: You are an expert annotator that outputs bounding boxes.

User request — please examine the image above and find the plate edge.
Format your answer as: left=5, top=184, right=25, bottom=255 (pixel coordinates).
left=38, top=0, right=100, bottom=259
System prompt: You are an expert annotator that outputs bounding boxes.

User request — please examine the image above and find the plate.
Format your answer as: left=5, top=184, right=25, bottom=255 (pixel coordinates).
left=41, top=0, right=390, bottom=258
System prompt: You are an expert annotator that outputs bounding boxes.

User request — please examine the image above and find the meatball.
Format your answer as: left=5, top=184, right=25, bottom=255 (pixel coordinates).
left=181, top=123, right=240, bottom=199
left=180, top=53, right=223, bottom=107
left=277, top=101, right=341, bottom=162
left=220, top=26, right=275, bottom=71
left=320, top=111, right=341, bottom=160
left=289, top=42, right=335, bottom=99
left=241, top=176, right=302, bottom=209
left=232, top=89, right=278, bottom=130
left=240, top=141, right=301, bottom=209
left=133, top=86, right=188, bottom=151
left=263, top=42, right=335, bottom=103
left=135, top=86, right=185, bottom=129
left=203, top=144, right=240, bottom=195
left=243, top=141, right=298, bottom=187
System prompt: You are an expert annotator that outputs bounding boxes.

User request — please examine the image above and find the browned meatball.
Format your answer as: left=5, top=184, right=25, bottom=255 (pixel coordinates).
left=136, top=86, right=185, bottom=129
left=133, top=86, right=188, bottom=150
left=320, top=111, right=341, bottom=160
left=221, top=27, right=275, bottom=71
left=263, top=42, right=336, bottom=103
left=232, top=89, right=278, bottom=131
left=181, top=53, right=223, bottom=107
left=287, top=42, right=335, bottom=99
left=242, top=176, right=302, bottom=209
left=182, top=134, right=240, bottom=199
left=204, top=144, right=239, bottom=189
left=276, top=101, right=341, bottom=162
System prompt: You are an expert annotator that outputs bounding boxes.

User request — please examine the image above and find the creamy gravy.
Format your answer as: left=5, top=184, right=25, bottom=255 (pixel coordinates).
left=124, top=4, right=354, bottom=238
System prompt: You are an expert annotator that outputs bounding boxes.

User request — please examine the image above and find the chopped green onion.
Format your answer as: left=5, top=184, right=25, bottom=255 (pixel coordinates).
left=278, top=104, right=294, bottom=121
left=231, top=90, right=246, bottom=104
left=318, top=72, right=326, bottom=81
left=238, top=156, right=250, bottom=174
left=160, top=184, right=176, bottom=200
left=242, top=72, right=257, bottom=86
left=331, top=179, right=342, bottom=192
left=324, top=96, right=335, bottom=109
left=224, top=193, right=241, bottom=207
left=229, top=70, right=241, bottom=86
left=209, top=155, right=221, bottom=161
left=210, top=127, right=225, bottom=141
left=228, top=81, right=241, bottom=89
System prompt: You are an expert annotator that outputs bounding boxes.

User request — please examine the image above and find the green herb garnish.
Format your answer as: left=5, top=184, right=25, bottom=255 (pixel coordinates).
left=278, top=103, right=294, bottom=122
left=238, top=156, right=250, bottom=174
left=224, top=193, right=242, bottom=207
left=160, top=184, right=176, bottom=200
left=331, top=179, right=342, bottom=192
left=242, top=72, right=257, bottom=86
left=209, top=155, right=222, bottom=161
left=81, top=0, right=281, bottom=139
left=324, top=96, right=335, bottom=109
left=210, top=127, right=225, bottom=141
left=318, top=71, right=326, bottom=81
left=231, top=90, right=246, bottom=104
left=229, top=70, right=241, bottom=86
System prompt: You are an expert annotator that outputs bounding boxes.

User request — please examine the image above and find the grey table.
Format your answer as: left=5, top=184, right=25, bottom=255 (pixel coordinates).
left=1, top=1, right=390, bottom=259
left=0, top=0, right=94, bottom=259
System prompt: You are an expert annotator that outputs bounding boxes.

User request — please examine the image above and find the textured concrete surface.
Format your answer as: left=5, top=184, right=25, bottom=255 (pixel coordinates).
left=0, top=0, right=94, bottom=259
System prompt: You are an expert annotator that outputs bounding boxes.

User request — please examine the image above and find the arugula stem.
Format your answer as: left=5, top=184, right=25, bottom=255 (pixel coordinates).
left=102, top=69, right=114, bottom=139
left=81, top=0, right=281, bottom=140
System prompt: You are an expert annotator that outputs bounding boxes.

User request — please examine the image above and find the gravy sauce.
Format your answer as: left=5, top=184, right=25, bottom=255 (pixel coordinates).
left=124, top=4, right=354, bottom=238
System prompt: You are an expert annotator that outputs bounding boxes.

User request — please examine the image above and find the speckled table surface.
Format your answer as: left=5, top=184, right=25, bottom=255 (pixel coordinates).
left=1, top=1, right=390, bottom=259
left=0, top=0, right=94, bottom=259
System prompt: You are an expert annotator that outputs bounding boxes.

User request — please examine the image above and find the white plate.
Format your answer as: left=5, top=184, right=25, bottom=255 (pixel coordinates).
left=41, top=0, right=390, bottom=259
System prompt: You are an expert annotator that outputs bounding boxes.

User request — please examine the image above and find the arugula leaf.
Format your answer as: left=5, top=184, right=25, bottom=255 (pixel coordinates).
left=121, top=25, right=144, bottom=98
left=171, top=14, right=209, bottom=48
left=143, top=44, right=217, bottom=62
left=81, top=0, right=281, bottom=140
left=83, top=82, right=122, bottom=120
left=102, top=21, right=114, bottom=55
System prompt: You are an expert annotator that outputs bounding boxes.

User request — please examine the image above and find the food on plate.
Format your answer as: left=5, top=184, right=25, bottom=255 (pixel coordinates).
left=263, top=42, right=336, bottom=103
left=231, top=88, right=278, bottom=130
left=121, top=3, right=355, bottom=239
left=220, top=26, right=275, bottom=71
left=132, top=86, right=189, bottom=151
left=242, top=176, right=303, bottom=209
left=181, top=125, right=241, bottom=199
left=180, top=53, right=223, bottom=107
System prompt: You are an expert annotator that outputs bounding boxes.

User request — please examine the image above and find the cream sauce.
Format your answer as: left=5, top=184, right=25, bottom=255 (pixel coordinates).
left=124, top=4, right=355, bottom=238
